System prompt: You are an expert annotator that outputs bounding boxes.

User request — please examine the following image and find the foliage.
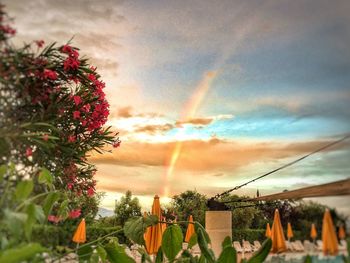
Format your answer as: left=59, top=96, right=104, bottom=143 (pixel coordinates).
left=171, top=190, right=208, bottom=227
left=115, top=190, right=142, bottom=226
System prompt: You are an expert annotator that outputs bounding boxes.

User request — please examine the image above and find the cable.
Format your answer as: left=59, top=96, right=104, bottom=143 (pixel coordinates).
left=213, top=134, right=350, bottom=200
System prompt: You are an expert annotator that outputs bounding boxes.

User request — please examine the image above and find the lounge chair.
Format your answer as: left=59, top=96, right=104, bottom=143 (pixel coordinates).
left=233, top=241, right=243, bottom=253
left=295, top=240, right=305, bottom=252
left=303, top=240, right=315, bottom=252
left=339, top=240, right=347, bottom=250
left=253, top=241, right=261, bottom=251
left=242, top=240, right=253, bottom=253
left=285, top=241, right=294, bottom=251
left=316, top=240, right=323, bottom=251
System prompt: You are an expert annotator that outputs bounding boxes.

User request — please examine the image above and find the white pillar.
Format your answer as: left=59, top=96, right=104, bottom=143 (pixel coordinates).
left=205, top=211, right=232, bottom=257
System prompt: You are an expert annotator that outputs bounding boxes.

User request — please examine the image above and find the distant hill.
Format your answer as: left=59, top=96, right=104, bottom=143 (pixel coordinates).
left=96, top=207, right=114, bottom=218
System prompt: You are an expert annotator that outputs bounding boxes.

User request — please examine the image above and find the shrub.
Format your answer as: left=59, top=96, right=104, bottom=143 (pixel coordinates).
left=232, top=229, right=266, bottom=243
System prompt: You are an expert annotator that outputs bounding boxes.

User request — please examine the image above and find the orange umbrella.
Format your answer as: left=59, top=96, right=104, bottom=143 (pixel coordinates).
left=271, top=209, right=287, bottom=253
left=322, top=209, right=338, bottom=255
left=287, top=222, right=294, bottom=240
left=310, top=223, right=317, bottom=241
left=72, top=218, right=86, bottom=244
left=338, top=225, right=346, bottom=240
left=161, top=216, right=167, bottom=234
left=144, top=195, right=163, bottom=255
left=265, top=223, right=272, bottom=238
left=185, top=215, right=195, bottom=243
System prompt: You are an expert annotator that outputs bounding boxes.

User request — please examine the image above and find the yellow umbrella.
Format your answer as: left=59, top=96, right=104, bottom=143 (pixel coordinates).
left=185, top=215, right=195, bottom=243
left=287, top=222, right=294, bottom=241
left=144, top=195, right=163, bottom=255
left=265, top=223, right=272, bottom=238
left=72, top=218, right=86, bottom=244
left=310, top=223, right=317, bottom=241
left=322, top=209, right=338, bottom=256
left=271, top=209, right=287, bottom=253
left=338, top=225, right=346, bottom=240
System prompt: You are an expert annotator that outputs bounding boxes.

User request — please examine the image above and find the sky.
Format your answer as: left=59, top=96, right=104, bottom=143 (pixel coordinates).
left=5, top=0, right=350, bottom=215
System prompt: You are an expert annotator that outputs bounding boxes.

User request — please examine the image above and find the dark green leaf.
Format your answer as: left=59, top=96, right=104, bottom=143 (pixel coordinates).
left=217, top=246, right=237, bottom=263
left=188, top=233, right=198, bottom=249
left=155, top=247, right=164, bottom=263
left=221, top=236, right=232, bottom=250
left=24, top=204, right=36, bottom=240
left=194, top=222, right=211, bottom=244
left=124, top=216, right=158, bottom=245
left=0, top=243, right=47, bottom=263
left=15, top=180, right=34, bottom=201
left=197, top=228, right=215, bottom=263
left=104, top=242, right=135, bottom=263
left=304, top=255, right=312, bottom=263
left=77, top=244, right=93, bottom=262
left=247, top=238, right=272, bottom=263
left=162, top=224, right=183, bottom=261
left=43, top=192, right=60, bottom=217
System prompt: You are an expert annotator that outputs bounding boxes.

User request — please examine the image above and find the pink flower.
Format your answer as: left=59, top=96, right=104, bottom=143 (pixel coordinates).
left=35, top=40, right=45, bottom=48
left=73, top=95, right=82, bottom=106
left=113, top=141, right=121, bottom=148
left=67, top=182, right=73, bottom=190
left=61, top=44, right=72, bottom=54
left=73, top=111, right=80, bottom=120
left=87, top=187, right=94, bottom=197
left=82, top=104, right=90, bottom=113
left=68, top=135, right=76, bottom=143
left=42, top=134, right=49, bottom=141
left=48, top=215, right=61, bottom=224
left=81, top=120, right=87, bottom=126
left=68, top=209, right=81, bottom=219
left=26, top=147, right=33, bottom=157
left=63, top=57, right=80, bottom=71
left=43, top=69, right=57, bottom=80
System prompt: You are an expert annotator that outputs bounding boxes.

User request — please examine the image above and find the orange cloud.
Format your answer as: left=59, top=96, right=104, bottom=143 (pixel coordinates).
left=135, top=123, right=174, bottom=134
left=90, top=138, right=348, bottom=172
left=175, top=117, right=214, bottom=127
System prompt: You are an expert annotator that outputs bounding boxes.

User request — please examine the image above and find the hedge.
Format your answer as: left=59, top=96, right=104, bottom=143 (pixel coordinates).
left=232, top=229, right=305, bottom=243
left=32, top=224, right=124, bottom=249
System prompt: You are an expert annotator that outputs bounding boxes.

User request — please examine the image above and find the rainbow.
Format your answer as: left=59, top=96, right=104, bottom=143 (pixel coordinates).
left=162, top=71, right=217, bottom=197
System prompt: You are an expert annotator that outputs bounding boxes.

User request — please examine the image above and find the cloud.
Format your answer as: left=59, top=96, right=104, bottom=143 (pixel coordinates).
left=117, top=106, right=133, bottom=118
left=176, top=117, right=214, bottom=127
left=90, top=138, right=349, bottom=172
left=135, top=124, right=174, bottom=134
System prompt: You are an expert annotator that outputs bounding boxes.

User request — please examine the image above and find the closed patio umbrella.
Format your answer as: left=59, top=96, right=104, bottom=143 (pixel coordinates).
left=287, top=222, right=294, bottom=241
left=72, top=218, right=86, bottom=244
left=310, top=223, right=317, bottom=242
left=271, top=209, right=287, bottom=253
left=322, top=209, right=338, bottom=255
left=338, top=225, right=346, bottom=240
left=265, top=223, right=272, bottom=238
left=185, top=215, right=195, bottom=243
left=144, top=195, right=163, bottom=255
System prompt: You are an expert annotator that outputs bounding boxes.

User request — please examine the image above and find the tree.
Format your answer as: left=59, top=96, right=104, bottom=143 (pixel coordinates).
left=171, top=190, right=208, bottom=226
left=114, top=190, right=142, bottom=225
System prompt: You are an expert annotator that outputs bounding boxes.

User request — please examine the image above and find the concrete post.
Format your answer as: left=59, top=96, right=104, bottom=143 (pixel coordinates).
left=205, top=211, right=232, bottom=257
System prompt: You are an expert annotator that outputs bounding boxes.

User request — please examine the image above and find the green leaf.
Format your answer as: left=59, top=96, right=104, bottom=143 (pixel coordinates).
left=197, top=228, right=215, bottom=263
left=0, top=243, right=47, bottom=263
left=15, top=180, right=34, bottom=201
left=304, top=255, right=312, bottom=263
left=123, top=215, right=158, bottom=245
left=58, top=199, right=69, bottom=219
left=4, top=209, right=27, bottom=237
left=104, top=242, right=135, bottom=263
left=162, top=224, right=183, bottom=261
left=247, top=238, right=272, bottom=263
left=38, top=168, right=53, bottom=185
left=0, top=164, right=7, bottom=181
left=24, top=204, right=36, bottom=240
left=188, top=233, right=198, bottom=249
left=221, top=236, right=232, bottom=250
left=155, top=247, right=164, bottom=263
left=77, top=244, right=93, bottom=262
left=217, top=246, right=237, bottom=263
left=43, top=192, right=60, bottom=217
left=195, top=222, right=211, bottom=244
left=96, top=245, right=107, bottom=262
left=198, top=255, right=208, bottom=263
